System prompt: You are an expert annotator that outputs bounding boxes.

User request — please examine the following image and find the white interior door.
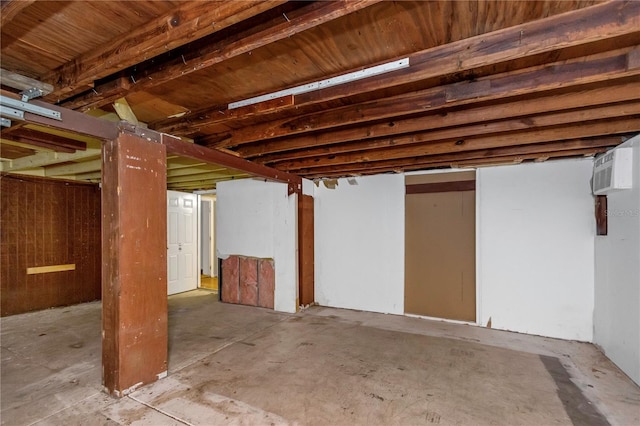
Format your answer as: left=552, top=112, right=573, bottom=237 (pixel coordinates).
left=167, top=190, right=198, bottom=295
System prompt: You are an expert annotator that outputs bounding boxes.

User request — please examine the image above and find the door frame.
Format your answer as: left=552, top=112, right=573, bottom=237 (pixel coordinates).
left=200, top=198, right=212, bottom=277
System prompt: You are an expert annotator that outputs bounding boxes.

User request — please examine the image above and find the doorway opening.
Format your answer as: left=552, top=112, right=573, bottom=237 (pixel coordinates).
left=199, top=194, right=218, bottom=292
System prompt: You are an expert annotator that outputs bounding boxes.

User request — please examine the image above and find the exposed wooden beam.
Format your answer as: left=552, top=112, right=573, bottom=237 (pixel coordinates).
left=277, top=117, right=640, bottom=171
left=45, top=158, right=101, bottom=177
left=1, top=135, right=74, bottom=153
left=0, top=0, right=36, bottom=27
left=210, top=47, right=640, bottom=147
left=0, top=68, right=53, bottom=96
left=154, top=0, right=640, bottom=136
left=160, top=134, right=302, bottom=193
left=112, top=98, right=139, bottom=125
left=0, top=148, right=101, bottom=172
left=257, top=101, right=640, bottom=164
left=239, top=81, right=640, bottom=158
left=166, top=166, right=228, bottom=178
left=0, top=90, right=118, bottom=141
left=0, top=141, right=36, bottom=159
left=167, top=171, right=236, bottom=184
left=1, top=128, right=87, bottom=153
left=449, top=148, right=606, bottom=168
left=297, top=137, right=623, bottom=177
left=42, top=1, right=287, bottom=102
left=118, top=124, right=302, bottom=192
left=66, top=0, right=382, bottom=111
left=167, top=175, right=248, bottom=191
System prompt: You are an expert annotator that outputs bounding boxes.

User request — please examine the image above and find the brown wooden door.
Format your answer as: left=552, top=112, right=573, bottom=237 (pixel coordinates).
left=405, top=173, right=476, bottom=322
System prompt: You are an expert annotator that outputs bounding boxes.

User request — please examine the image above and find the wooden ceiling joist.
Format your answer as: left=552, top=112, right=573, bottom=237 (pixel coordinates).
left=239, top=81, right=640, bottom=159
left=167, top=171, right=245, bottom=185
left=42, top=1, right=288, bottom=101
left=212, top=47, right=640, bottom=148
left=3, top=1, right=637, bottom=182
left=44, top=158, right=101, bottom=177
left=65, top=0, right=382, bottom=112
left=301, top=138, right=622, bottom=178
left=159, top=132, right=302, bottom=192
left=154, top=0, right=640, bottom=137
left=255, top=101, right=640, bottom=165
left=166, top=166, right=228, bottom=178
left=0, top=148, right=102, bottom=172
left=275, top=117, right=640, bottom=172
left=1, top=128, right=87, bottom=153
left=0, top=142, right=36, bottom=159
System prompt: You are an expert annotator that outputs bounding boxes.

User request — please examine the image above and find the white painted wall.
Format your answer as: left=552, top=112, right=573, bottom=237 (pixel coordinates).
left=216, top=179, right=298, bottom=313
left=477, top=158, right=596, bottom=341
left=314, top=174, right=405, bottom=314
left=594, top=135, right=640, bottom=386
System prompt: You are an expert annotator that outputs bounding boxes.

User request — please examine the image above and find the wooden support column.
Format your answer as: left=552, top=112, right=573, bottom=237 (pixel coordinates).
left=102, top=132, right=168, bottom=397
left=298, top=194, right=314, bottom=306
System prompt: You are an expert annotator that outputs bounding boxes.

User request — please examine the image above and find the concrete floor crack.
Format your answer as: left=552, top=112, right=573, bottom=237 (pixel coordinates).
left=128, top=395, right=194, bottom=426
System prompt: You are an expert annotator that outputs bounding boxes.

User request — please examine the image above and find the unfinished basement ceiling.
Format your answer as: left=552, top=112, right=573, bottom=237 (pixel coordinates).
left=1, top=0, right=639, bottom=188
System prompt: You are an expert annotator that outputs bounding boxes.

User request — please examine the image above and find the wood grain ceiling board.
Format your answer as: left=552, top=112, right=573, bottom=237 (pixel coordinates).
left=0, top=142, right=36, bottom=159
left=137, top=0, right=602, bottom=119
left=0, top=1, right=180, bottom=78
left=1, top=0, right=634, bottom=184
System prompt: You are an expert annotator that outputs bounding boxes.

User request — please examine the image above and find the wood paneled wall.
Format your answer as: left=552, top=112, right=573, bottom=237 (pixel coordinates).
left=0, top=173, right=101, bottom=316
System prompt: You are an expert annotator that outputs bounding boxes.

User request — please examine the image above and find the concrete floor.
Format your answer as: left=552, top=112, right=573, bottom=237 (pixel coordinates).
left=1, top=290, right=639, bottom=425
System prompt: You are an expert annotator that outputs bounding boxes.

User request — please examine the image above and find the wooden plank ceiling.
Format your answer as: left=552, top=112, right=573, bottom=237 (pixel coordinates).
left=1, top=0, right=638, bottom=189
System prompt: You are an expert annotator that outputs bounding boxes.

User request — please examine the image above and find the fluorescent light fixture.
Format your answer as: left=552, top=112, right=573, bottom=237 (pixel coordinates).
left=228, top=58, right=410, bottom=110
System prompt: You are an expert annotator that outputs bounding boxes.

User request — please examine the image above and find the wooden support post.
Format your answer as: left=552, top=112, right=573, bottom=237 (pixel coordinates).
left=298, top=194, right=314, bottom=306
left=101, top=132, right=168, bottom=397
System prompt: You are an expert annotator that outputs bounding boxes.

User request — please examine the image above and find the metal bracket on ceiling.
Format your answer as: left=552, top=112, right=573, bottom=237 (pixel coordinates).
left=20, top=87, right=45, bottom=102
left=1, top=117, right=11, bottom=127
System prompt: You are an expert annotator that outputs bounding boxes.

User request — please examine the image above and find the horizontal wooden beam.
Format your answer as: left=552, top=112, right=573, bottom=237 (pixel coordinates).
left=166, top=166, right=228, bottom=178
left=118, top=124, right=302, bottom=192
left=0, top=68, right=53, bottom=96
left=240, top=80, right=640, bottom=158
left=0, top=148, right=101, bottom=172
left=45, top=158, right=101, bottom=177
left=259, top=101, right=640, bottom=165
left=68, top=0, right=381, bottom=111
left=0, top=141, right=36, bottom=159
left=304, top=143, right=614, bottom=179
left=154, top=0, right=640, bottom=136
left=1, top=127, right=87, bottom=152
left=279, top=118, right=639, bottom=172
left=43, top=1, right=287, bottom=101
left=217, top=47, right=640, bottom=147
left=167, top=171, right=238, bottom=184
left=167, top=175, right=249, bottom=191
left=449, top=148, right=606, bottom=169
left=1, top=135, right=74, bottom=153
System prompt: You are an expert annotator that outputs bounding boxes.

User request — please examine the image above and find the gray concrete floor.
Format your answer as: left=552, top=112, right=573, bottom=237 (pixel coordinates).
left=1, top=289, right=639, bottom=425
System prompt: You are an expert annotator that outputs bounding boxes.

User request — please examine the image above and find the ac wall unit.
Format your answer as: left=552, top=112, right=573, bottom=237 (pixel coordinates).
left=592, top=147, right=633, bottom=195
